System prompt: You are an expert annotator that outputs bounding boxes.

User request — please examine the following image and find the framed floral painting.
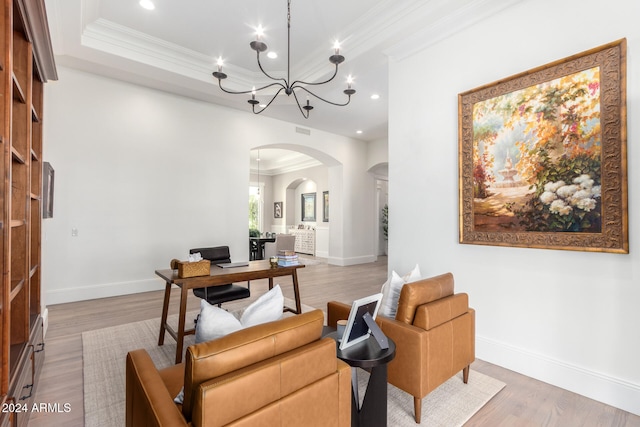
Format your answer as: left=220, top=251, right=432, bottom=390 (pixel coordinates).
left=458, top=39, right=628, bottom=253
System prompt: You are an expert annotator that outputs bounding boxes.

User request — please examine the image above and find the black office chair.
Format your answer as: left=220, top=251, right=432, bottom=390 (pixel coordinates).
left=189, top=246, right=250, bottom=307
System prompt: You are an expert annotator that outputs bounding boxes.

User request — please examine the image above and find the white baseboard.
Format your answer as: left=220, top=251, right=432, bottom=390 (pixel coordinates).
left=314, top=250, right=329, bottom=258
left=327, top=255, right=377, bottom=266
left=477, top=335, right=640, bottom=416
left=45, top=278, right=165, bottom=305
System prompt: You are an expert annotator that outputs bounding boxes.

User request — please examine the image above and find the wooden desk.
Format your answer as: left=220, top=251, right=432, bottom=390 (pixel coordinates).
left=156, top=260, right=306, bottom=363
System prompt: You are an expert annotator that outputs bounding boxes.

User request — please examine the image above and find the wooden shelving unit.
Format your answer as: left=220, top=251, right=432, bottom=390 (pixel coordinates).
left=1, top=1, right=56, bottom=426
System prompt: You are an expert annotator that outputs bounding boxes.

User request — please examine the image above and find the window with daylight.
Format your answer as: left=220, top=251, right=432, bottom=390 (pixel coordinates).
left=249, top=185, right=262, bottom=232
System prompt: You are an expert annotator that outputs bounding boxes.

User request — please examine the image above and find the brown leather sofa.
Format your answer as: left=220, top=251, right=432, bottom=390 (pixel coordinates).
left=328, top=272, right=475, bottom=423
left=126, top=309, right=351, bottom=427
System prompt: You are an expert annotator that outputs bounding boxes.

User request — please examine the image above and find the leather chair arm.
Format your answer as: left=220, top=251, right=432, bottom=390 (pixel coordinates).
left=377, top=316, right=428, bottom=397
left=378, top=316, right=427, bottom=355
left=327, top=301, right=352, bottom=328
left=126, top=349, right=188, bottom=427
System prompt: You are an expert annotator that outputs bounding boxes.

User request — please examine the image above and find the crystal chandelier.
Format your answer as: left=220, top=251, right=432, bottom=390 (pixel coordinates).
left=211, top=0, right=356, bottom=118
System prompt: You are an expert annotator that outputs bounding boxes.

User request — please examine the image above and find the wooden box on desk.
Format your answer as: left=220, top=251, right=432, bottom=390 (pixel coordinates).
left=176, top=260, right=210, bottom=278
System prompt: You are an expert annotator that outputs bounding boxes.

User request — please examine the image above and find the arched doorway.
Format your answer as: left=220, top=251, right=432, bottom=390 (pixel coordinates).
left=249, top=145, right=341, bottom=260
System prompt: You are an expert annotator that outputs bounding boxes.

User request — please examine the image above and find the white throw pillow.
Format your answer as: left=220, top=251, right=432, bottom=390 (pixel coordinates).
left=379, top=264, right=421, bottom=318
left=177, top=285, right=285, bottom=404
left=194, top=301, right=242, bottom=344
left=240, top=284, right=284, bottom=327
left=195, top=285, right=284, bottom=344
left=404, top=264, right=422, bottom=283
left=379, top=271, right=405, bottom=318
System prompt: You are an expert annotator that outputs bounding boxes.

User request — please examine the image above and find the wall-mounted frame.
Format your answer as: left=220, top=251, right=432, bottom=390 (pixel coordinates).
left=274, top=201, right=283, bottom=218
left=43, top=161, right=55, bottom=218
left=301, top=193, right=316, bottom=222
left=458, top=39, right=628, bottom=253
left=323, top=191, right=329, bottom=222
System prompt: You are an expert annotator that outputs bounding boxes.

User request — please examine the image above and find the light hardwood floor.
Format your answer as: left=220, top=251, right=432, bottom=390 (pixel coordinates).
left=30, top=257, right=639, bottom=426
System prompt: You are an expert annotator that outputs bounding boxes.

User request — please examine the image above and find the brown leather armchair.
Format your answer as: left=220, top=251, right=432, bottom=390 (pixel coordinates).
left=327, top=272, right=475, bottom=423
left=126, top=309, right=351, bottom=427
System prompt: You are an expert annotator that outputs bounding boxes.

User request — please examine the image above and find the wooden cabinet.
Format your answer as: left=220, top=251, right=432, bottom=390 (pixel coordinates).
left=1, top=1, right=56, bottom=425
left=288, top=229, right=316, bottom=256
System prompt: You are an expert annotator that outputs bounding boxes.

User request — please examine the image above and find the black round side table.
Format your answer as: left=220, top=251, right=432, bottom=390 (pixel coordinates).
left=326, top=331, right=396, bottom=427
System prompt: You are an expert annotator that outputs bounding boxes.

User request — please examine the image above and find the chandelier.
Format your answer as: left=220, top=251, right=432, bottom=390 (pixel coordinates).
left=211, top=0, right=356, bottom=118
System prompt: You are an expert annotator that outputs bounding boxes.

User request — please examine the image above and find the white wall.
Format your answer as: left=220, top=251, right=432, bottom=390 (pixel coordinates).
left=367, top=137, right=389, bottom=173
left=388, top=0, right=639, bottom=415
left=42, top=67, right=376, bottom=305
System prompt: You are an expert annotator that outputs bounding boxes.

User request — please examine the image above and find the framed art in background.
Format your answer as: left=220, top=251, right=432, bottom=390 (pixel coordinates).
left=43, top=162, right=55, bottom=218
left=458, top=39, right=628, bottom=253
left=274, top=201, right=283, bottom=218
left=323, top=191, right=329, bottom=222
left=301, top=193, right=316, bottom=221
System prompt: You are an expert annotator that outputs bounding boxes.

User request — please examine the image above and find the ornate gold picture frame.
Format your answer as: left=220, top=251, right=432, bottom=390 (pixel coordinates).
left=458, top=39, right=628, bottom=253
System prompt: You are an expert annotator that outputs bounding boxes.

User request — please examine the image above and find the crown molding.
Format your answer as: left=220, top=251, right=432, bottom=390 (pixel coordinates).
left=80, top=18, right=283, bottom=91
left=251, top=158, right=323, bottom=176
left=384, top=0, right=523, bottom=61
left=73, top=0, right=508, bottom=92
left=77, top=0, right=434, bottom=88
left=292, top=0, right=428, bottom=81
left=17, top=0, right=58, bottom=81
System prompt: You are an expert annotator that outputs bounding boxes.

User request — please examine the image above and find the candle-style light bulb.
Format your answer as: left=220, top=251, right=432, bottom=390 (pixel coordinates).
left=252, top=86, right=256, bottom=100
left=216, top=57, right=224, bottom=72
left=347, top=75, right=353, bottom=89
left=256, top=25, right=264, bottom=41
left=333, top=40, right=341, bottom=55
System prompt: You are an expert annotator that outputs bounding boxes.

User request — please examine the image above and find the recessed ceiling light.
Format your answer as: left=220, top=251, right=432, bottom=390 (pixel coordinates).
left=259, top=104, right=267, bottom=108
left=356, top=130, right=363, bottom=134
left=139, top=0, right=155, bottom=10
left=370, top=94, right=380, bottom=100
left=267, top=51, right=278, bottom=59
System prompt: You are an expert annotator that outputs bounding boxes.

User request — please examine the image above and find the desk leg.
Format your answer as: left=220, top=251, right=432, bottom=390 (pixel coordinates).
left=268, top=277, right=273, bottom=290
left=292, top=270, right=302, bottom=314
left=158, top=282, right=171, bottom=346
left=175, top=285, right=189, bottom=364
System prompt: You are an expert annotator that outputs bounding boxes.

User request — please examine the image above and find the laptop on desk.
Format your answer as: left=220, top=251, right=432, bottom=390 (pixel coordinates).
left=216, top=261, right=250, bottom=268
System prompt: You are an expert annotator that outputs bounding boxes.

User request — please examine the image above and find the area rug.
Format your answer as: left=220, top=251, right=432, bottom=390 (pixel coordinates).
left=83, top=307, right=504, bottom=427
